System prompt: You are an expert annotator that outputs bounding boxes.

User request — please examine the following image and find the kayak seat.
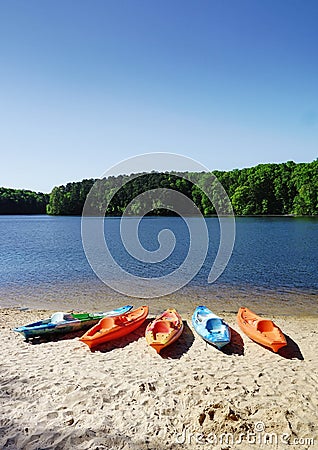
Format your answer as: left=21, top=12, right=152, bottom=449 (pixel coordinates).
left=151, top=321, right=172, bottom=339
left=256, top=320, right=274, bottom=332
left=206, top=318, right=223, bottom=332
left=100, top=317, right=116, bottom=328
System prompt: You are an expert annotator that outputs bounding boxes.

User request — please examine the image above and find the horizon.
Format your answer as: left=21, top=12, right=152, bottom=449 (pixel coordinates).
left=1, top=1, right=317, bottom=193
left=1, top=158, right=316, bottom=194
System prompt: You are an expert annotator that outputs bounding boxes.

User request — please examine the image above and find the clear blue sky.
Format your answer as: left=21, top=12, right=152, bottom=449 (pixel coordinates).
left=0, top=0, right=317, bottom=193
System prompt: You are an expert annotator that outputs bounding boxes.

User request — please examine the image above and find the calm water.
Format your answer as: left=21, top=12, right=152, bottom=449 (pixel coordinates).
left=0, top=215, right=317, bottom=314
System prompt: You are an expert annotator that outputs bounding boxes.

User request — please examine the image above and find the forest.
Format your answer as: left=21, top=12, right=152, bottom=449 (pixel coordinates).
left=0, top=188, right=49, bottom=214
left=0, top=160, right=317, bottom=216
left=46, top=160, right=318, bottom=216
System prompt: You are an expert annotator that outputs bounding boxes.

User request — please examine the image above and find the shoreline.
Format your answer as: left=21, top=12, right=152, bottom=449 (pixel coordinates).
left=1, top=281, right=318, bottom=317
left=1, top=307, right=317, bottom=449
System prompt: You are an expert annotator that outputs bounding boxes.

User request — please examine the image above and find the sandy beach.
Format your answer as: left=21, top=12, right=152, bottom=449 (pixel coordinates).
left=1, top=307, right=317, bottom=450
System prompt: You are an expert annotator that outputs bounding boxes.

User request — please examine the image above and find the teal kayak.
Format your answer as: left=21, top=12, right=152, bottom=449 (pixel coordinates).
left=192, top=306, right=231, bottom=349
left=13, top=305, right=133, bottom=340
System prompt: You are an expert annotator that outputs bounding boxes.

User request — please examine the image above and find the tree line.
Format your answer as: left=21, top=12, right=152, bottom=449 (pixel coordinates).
left=1, top=160, right=317, bottom=215
left=0, top=188, right=49, bottom=214
left=46, top=160, right=318, bottom=216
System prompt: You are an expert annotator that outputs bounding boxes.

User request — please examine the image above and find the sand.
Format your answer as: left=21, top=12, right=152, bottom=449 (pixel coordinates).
left=0, top=308, right=317, bottom=450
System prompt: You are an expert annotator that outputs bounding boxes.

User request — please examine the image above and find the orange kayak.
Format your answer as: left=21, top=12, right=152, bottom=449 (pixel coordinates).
left=80, top=306, right=149, bottom=349
left=237, top=307, right=287, bottom=352
left=145, top=308, right=183, bottom=353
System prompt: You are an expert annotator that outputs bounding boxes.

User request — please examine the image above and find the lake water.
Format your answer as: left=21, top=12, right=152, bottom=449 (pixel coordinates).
left=0, top=215, right=317, bottom=315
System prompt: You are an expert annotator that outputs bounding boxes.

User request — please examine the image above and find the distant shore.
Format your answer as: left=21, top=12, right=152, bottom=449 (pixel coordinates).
left=2, top=160, right=318, bottom=216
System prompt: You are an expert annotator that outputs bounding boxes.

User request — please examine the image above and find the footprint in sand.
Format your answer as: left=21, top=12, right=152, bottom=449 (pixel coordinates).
left=139, top=382, right=157, bottom=392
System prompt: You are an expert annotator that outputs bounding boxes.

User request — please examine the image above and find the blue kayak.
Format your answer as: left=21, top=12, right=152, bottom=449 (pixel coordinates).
left=192, top=306, right=231, bottom=349
left=13, top=305, right=133, bottom=340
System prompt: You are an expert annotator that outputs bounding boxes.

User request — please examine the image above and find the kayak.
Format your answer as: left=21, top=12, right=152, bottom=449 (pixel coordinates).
left=192, top=306, right=231, bottom=349
left=80, top=306, right=149, bottom=349
left=237, top=307, right=287, bottom=352
left=145, top=308, right=183, bottom=353
left=13, top=305, right=133, bottom=340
